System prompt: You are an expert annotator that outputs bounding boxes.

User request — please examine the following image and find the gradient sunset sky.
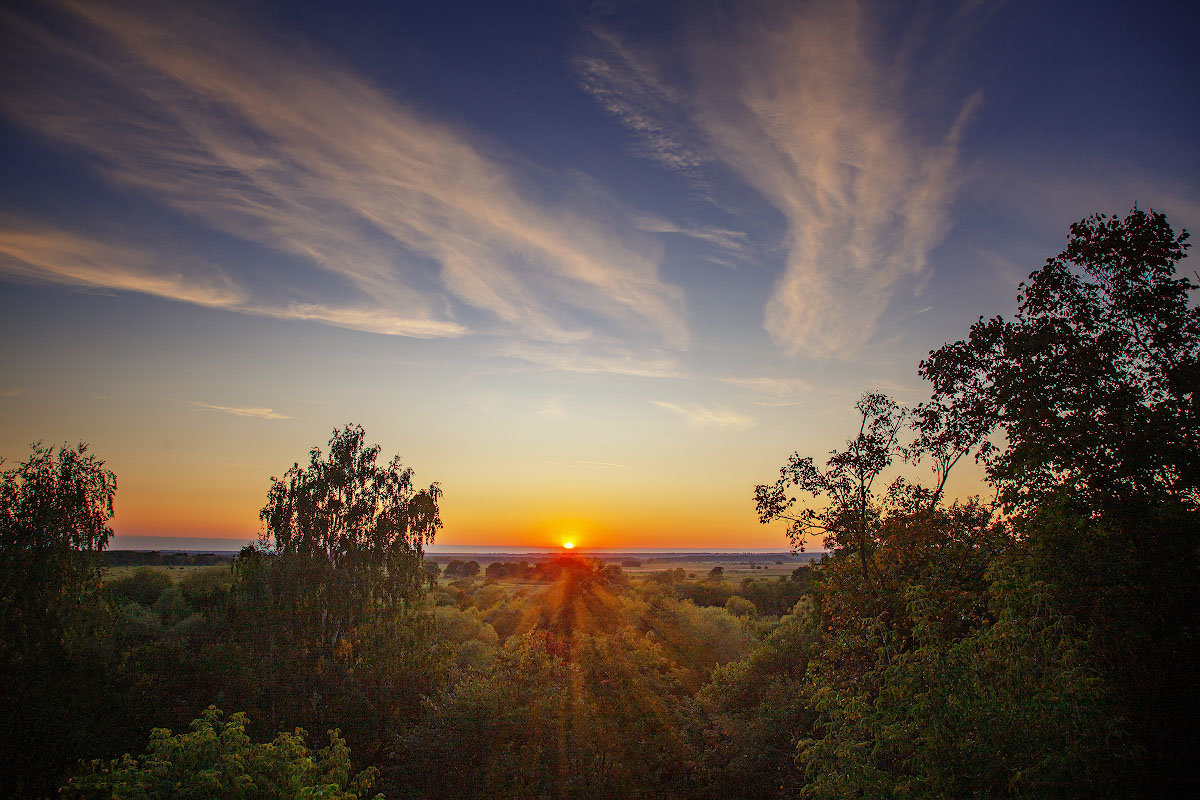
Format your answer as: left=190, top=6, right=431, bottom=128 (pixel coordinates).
left=1, top=0, right=1197, bottom=551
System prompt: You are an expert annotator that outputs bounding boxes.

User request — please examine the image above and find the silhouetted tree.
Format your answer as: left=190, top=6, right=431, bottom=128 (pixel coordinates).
left=919, top=206, right=1198, bottom=515
left=256, top=423, right=442, bottom=649
left=755, top=392, right=906, bottom=576
left=0, top=442, right=119, bottom=797
left=1, top=442, right=115, bottom=644
left=917, top=207, right=1200, bottom=793
left=230, top=425, right=444, bottom=748
left=107, top=566, right=172, bottom=607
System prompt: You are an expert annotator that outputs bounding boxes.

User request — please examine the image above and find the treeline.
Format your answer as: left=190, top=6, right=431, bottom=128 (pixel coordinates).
left=1, top=208, right=1196, bottom=798
left=101, top=550, right=235, bottom=567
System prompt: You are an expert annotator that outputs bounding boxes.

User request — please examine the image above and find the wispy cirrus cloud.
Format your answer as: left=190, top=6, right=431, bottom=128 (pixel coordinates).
left=651, top=400, right=754, bottom=429
left=721, top=376, right=811, bottom=407
left=499, top=341, right=681, bottom=378
left=577, top=28, right=706, bottom=176
left=0, top=224, right=467, bottom=338
left=580, top=0, right=979, bottom=356
left=0, top=225, right=246, bottom=309
left=635, top=215, right=752, bottom=264
left=0, top=0, right=685, bottom=348
left=191, top=402, right=291, bottom=420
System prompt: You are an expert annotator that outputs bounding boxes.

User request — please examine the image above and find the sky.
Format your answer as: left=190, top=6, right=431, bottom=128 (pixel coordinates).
left=1, top=0, right=1197, bottom=551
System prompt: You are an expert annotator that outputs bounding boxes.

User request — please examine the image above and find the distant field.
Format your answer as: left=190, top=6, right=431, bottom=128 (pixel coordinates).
left=103, top=564, right=232, bottom=584
left=430, top=554, right=812, bottom=589
left=620, top=557, right=806, bottom=580
left=102, top=554, right=809, bottom=588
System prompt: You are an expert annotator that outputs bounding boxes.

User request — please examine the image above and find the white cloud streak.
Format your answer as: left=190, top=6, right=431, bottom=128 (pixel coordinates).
left=651, top=400, right=754, bottom=429
left=580, top=0, right=978, bottom=356
left=0, top=0, right=685, bottom=347
left=191, top=402, right=292, bottom=420
left=499, top=341, right=680, bottom=378
left=0, top=224, right=467, bottom=338
left=635, top=215, right=752, bottom=262
left=721, top=376, right=811, bottom=407
left=0, top=225, right=246, bottom=309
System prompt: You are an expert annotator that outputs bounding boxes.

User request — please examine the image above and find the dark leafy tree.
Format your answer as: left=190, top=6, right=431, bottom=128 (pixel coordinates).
left=1, top=442, right=116, bottom=645
left=798, top=575, right=1120, bottom=799
left=919, top=207, right=1198, bottom=515
left=444, top=559, right=480, bottom=578
left=915, top=207, right=1200, bottom=794
left=255, top=423, right=442, bottom=650
left=229, top=425, right=444, bottom=751
left=107, top=565, right=172, bottom=606
left=0, top=442, right=121, bottom=797
left=700, top=604, right=821, bottom=800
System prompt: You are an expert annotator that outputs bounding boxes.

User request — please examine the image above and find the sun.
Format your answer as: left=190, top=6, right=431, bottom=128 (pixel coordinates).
left=562, top=541, right=575, bottom=550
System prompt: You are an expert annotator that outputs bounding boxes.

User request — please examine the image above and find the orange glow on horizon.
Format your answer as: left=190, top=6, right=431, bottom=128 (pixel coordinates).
left=106, top=486, right=801, bottom=551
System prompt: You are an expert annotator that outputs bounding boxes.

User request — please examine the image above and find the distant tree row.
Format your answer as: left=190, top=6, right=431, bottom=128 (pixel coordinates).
left=102, top=550, right=233, bottom=567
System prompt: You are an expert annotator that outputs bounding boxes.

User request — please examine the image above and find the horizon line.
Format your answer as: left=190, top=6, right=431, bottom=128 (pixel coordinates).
left=108, top=536, right=812, bottom=555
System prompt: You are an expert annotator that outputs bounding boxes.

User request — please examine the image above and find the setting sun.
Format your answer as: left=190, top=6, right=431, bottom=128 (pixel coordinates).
left=562, top=542, right=575, bottom=549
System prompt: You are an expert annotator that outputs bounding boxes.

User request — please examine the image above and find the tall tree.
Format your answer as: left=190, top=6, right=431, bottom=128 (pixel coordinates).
left=917, top=207, right=1199, bottom=794
left=0, top=442, right=118, bottom=797
left=0, top=442, right=115, bottom=640
left=754, top=392, right=906, bottom=576
left=256, top=423, right=443, bottom=649
left=918, top=207, right=1198, bottom=515
left=232, top=424, right=444, bottom=742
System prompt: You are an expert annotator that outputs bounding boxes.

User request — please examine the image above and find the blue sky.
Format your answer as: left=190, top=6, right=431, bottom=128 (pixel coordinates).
left=1, top=0, right=1196, bottom=549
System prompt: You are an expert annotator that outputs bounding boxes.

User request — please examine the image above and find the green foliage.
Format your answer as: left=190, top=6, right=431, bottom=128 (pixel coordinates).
left=179, top=564, right=234, bottom=610
left=920, top=206, right=1197, bottom=515
left=798, top=574, right=1120, bottom=799
left=108, top=566, right=173, bottom=606
left=433, top=605, right=500, bottom=669
left=63, top=706, right=381, bottom=799
left=256, top=423, right=441, bottom=637
left=701, top=603, right=821, bottom=799
left=394, top=632, right=707, bottom=800
left=0, top=442, right=121, bottom=797
left=1, top=442, right=115, bottom=646
left=626, top=592, right=754, bottom=689
left=723, top=595, right=756, bottom=618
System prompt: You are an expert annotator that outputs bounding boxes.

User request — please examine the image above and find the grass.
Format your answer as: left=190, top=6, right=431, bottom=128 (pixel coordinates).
left=619, top=558, right=804, bottom=580
left=103, top=564, right=232, bottom=584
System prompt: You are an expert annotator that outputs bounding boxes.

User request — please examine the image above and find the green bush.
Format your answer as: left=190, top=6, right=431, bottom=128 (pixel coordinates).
left=107, top=567, right=171, bottom=607
left=62, top=706, right=381, bottom=799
